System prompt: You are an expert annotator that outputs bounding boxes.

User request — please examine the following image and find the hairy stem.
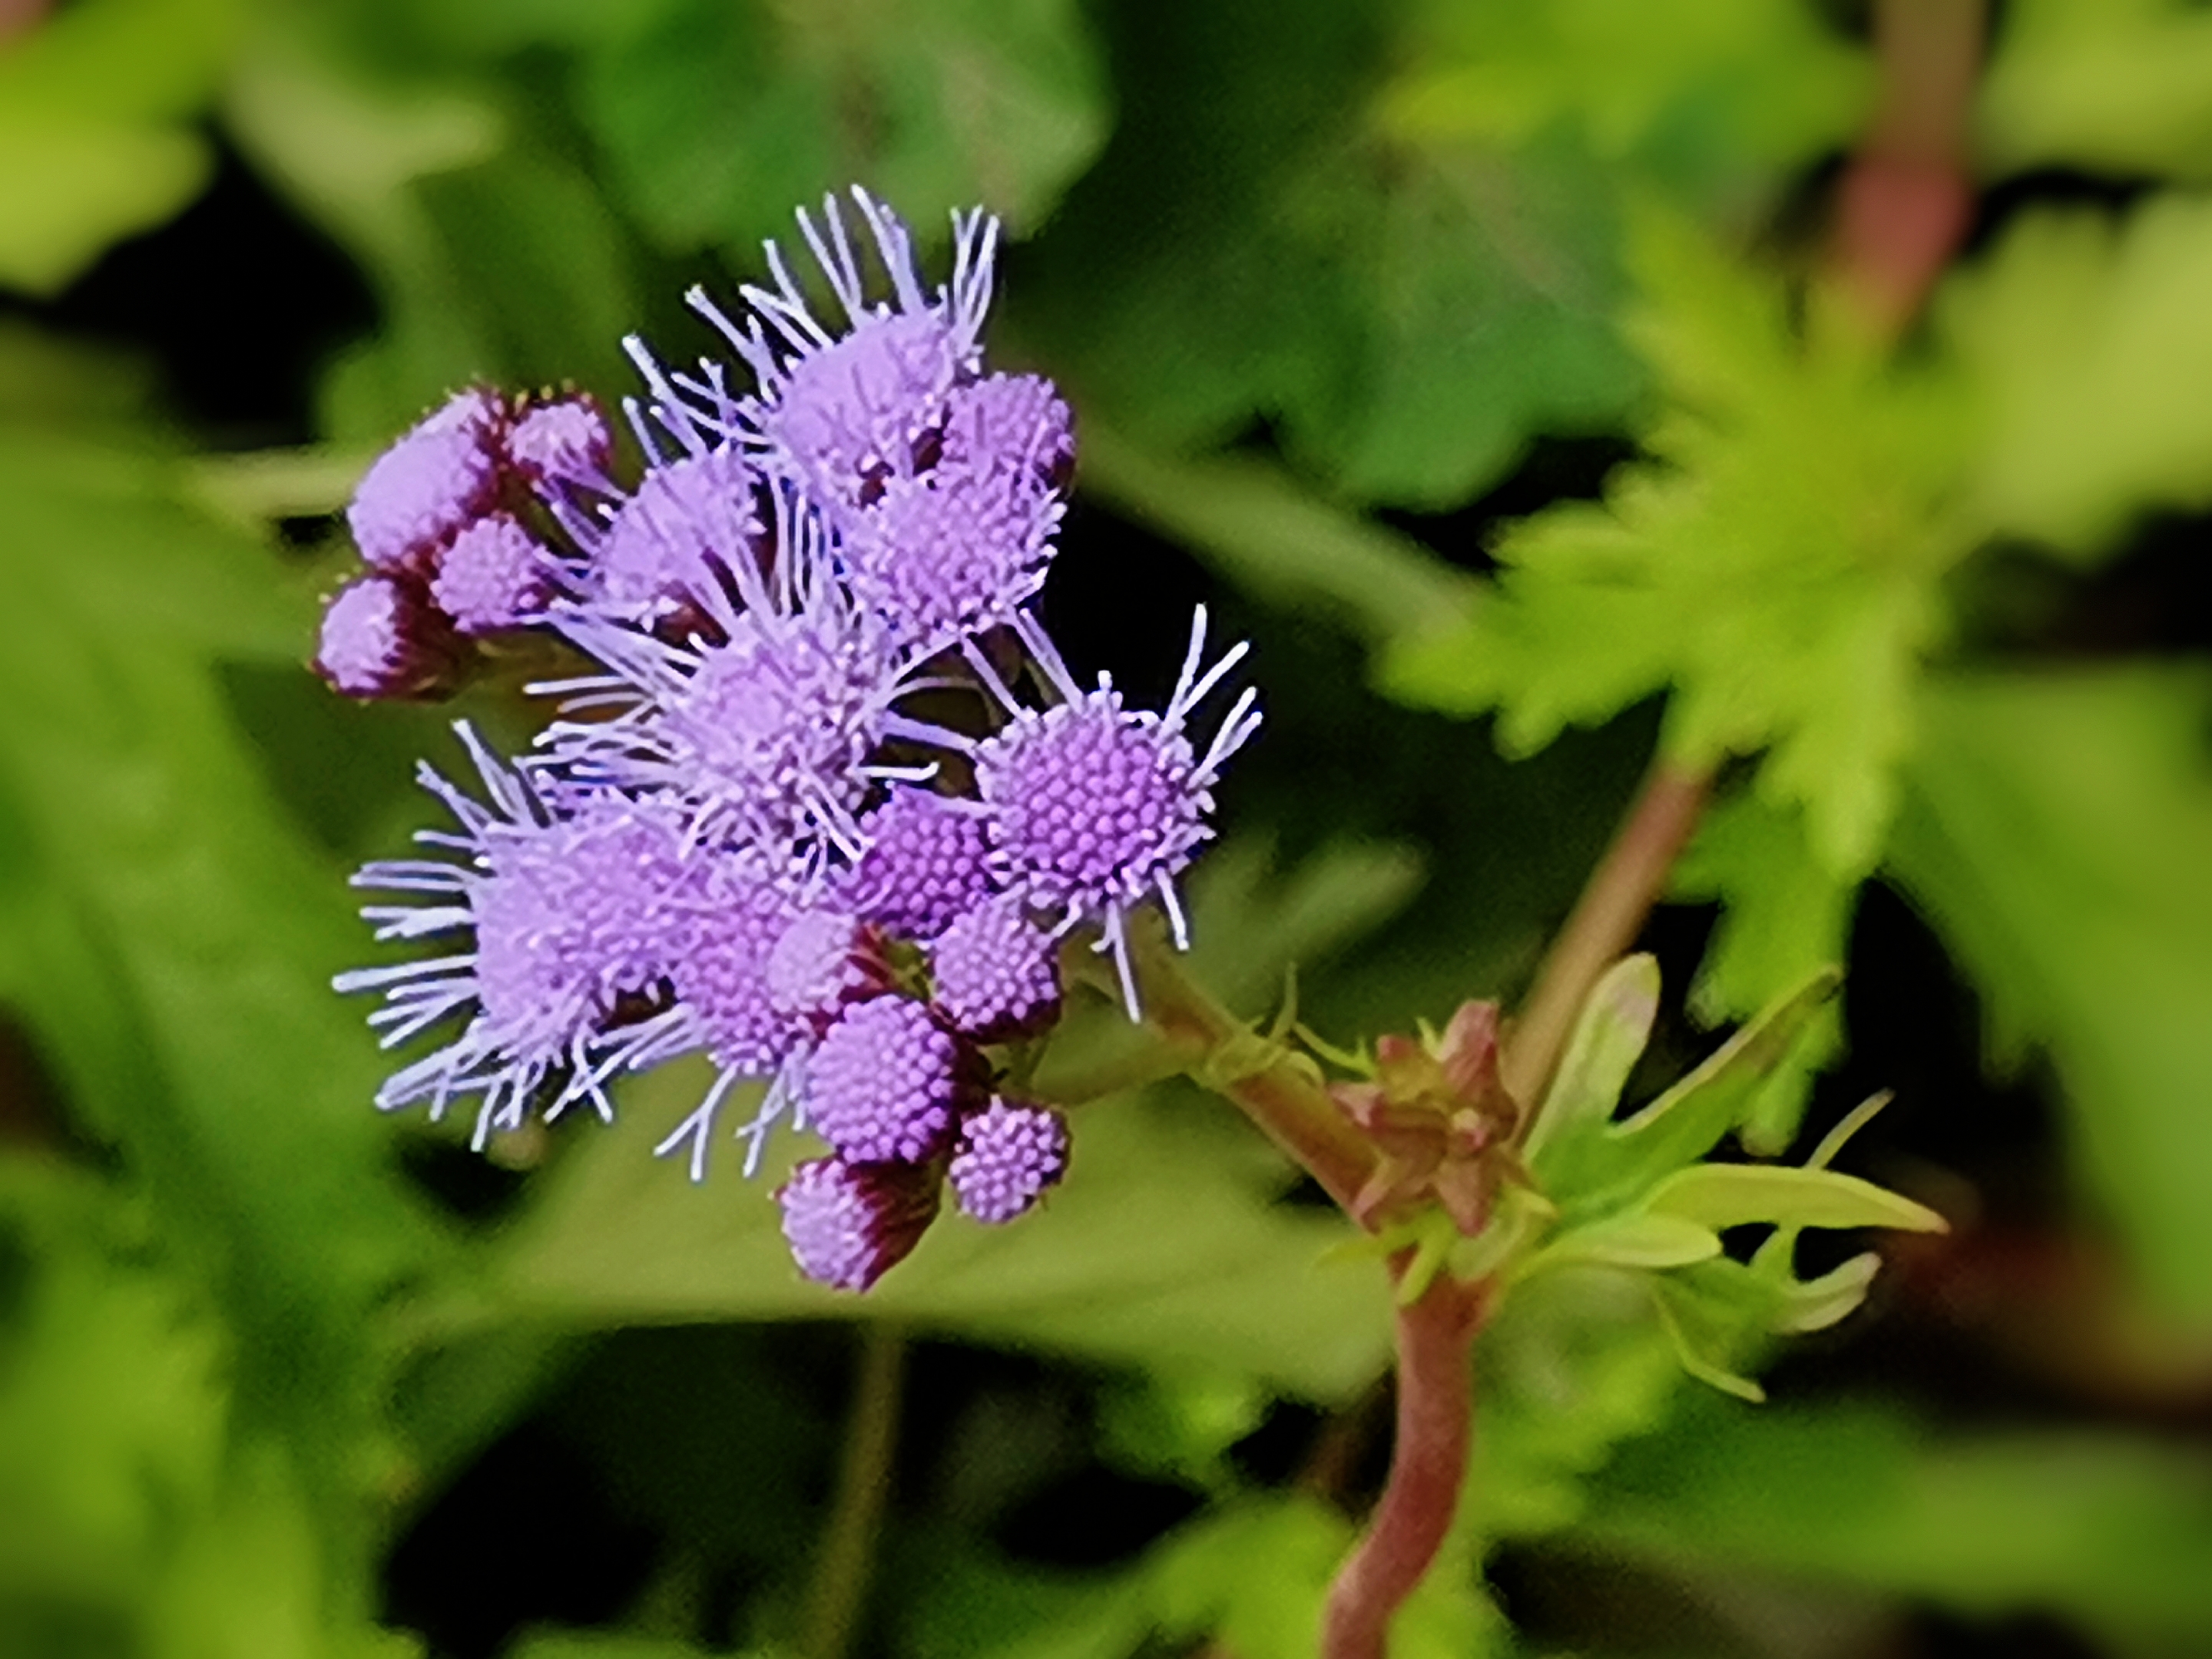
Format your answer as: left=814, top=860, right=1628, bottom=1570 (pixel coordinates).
left=1320, top=1273, right=1488, bottom=1659
left=1125, top=922, right=1379, bottom=1213
left=802, top=1323, right=906, bottom=1659
left=1501, top=761, right=1710, bottom=1108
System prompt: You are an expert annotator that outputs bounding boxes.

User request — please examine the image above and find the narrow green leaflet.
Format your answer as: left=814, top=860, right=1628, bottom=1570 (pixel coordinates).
left=1520, top=952, right=1658, bottom=1167
left=1579, top=1394, right=2212, bottom=1647
left=1531, top=966, right=1839, bottom=1216
left=1889, top=667, right=2212, bottom=1315
left=1640, top=1164, right=1945, bottom=1236
left=1981, top=0, right=2212, bottom=182
left=0, top=0, right=236, bottom=294
left=1385, top=208, right=1979, bottom=881
left=1945, top=194, right=2212, bottom=558
left=575, top=0, right=1108, bottom=255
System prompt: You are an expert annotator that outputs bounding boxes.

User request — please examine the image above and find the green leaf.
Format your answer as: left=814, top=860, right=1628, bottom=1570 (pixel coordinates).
left=1641, top=1164, right=1946, bottom=1236
left=1518, top=1211, right=1721, bottom=1277
left=0, top=432, right=445, bottom=1471
left=1522, top=952, right=1659, bottom=1168
left=1537, top=969, right=1840, bottom=1217
left=1669, top=790, right=1853, bottom=1151
left=1944, top=194, right=2212, bottom=557
left=1889, top=667, right=2212, bottom=1315
left=576, top=0, right=1108, bottom=257
left=1469, top=1265, right=1686, bottom=1538
left=1075, top=420, right=1478, bottom=647
left=490, top=1064, right=1390, bottom=1400
left=1384, top=209, right=1977, bottom=878
left=1382, top=0, right=1873, bottom=200
left=0, top=119, right=212, bottom=297
left=1981, top=0, right=2212, bottom=182
left=1580, top=1394, right=2212, bottom=1646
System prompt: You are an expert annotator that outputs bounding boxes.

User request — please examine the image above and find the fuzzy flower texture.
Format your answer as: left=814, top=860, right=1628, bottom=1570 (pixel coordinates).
left=326, top=190, right=1259, bottom=1291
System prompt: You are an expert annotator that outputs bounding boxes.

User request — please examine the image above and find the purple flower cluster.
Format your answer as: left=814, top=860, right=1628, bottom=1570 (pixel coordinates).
left=330, top=190, right=1258, bottom=1290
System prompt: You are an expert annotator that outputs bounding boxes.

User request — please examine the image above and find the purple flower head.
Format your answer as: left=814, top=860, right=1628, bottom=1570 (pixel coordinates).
left=316, top=574, right=465, bottom=700
left=644, top=847, right=833, bottom=1184
left=508, top=395, right=612, bottom=488
left=949, top=1098, right=1069, bottom=1224
left=432, top=512, right=556, bottom=635
left=582, top=447, right=760, bottom=622
left=931, top=894, right=1061, bottom=1042
left=767, top=908, right=886, bottom=1035
left=804, top=995, right=975, bottom=1164
left=972, top=608, right=1261, bottom=1015
left=539, top=548, right=952, bottom=859
left=349, top=387, right=505, bottom=574
left=333, top=726, right=697, bottom=1146
left=777, top=1155, right=940, bottom=1291
left=838, top=786, right=995, bottom=940
left=939, top=373, right=1075, bottom=494
left=843, top=462, right=1063, bottom=656
left=684, top=190, right=1000, bottom=515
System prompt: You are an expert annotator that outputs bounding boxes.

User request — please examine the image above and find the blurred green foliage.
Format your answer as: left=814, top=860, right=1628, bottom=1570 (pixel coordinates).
left=5, top=1, right=2212, bottom=1656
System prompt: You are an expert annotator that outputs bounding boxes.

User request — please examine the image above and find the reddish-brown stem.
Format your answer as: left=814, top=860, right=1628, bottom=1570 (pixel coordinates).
left=1125, top=925, right=1380, bottom=1214
left=1320, top=1273, right=1488, bottom=1659
left=1833, top=0, right=1985, bottom=336
left=1501, top=760, right=1710, bottom=1108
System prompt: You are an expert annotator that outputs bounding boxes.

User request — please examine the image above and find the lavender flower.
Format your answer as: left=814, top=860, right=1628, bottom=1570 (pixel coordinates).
left=777, top=1156, right=941, bottom=1290
left=432, top=512, right=557, bottom=634
left=315, top=575, right=462, bottom=700
left=678, top=189, right=999, bottom=515
left=333, top=726, right=696, bottom=1145
left=839, top=786, right=996, bottom=940
left=931, top=894, right=1061, bottom=1041
left=949, top=1099, right=1069, bottom=1224
left=329, top=190, right=1264, bottom=1294
left=347, top=387, right=505, bottom=574
left=767, top=908, right=884, bottom=1035
left=581, top=448, right=759, bottom=622
left=971, top=608, right=1261, bottom=1014
left=804, top=996, right=974, bottom=1164
left=508, top=395, right=611, bottom=488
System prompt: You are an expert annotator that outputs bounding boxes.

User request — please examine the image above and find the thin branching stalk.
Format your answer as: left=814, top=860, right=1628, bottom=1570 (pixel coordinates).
left=803, top=1323, right=907, bottom=1659
left=1502, top=760, right=1710, bottom=1108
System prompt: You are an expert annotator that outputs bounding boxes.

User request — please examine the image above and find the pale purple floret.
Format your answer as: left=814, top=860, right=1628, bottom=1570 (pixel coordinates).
left=931, top=894, right=1060, bottom=1041
left=432, top=512, right=555, bottom=634
left=508, top=396, right=611, bottom=487
left=677, top=190, right=1000, bottom=515
left=949, top=1099, right=1069, bottom=1224
left=767, top=908, right=879, bottom=1034
left=805, top=996, right=970, bottom=1164
left=333, top=725, right=697, bottom=1147
left=843, top=463, right=1063, bottom=656
left=646, top=849, right=816, bottom=1182
left=971, top=608, right=1262, bottom=1015
left=540, top=549, right=948, bottom=860
left=938, top=373, right=1075, bottom=492
left=838, top=787, right=995, bottom=939
left=584, top=447, right=760, bottom=620
left=316, top=575, right=460, bottom=699
left=348, top=387, right=505, bottom=573
left=777, top=1156, right=940, bottom=1291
